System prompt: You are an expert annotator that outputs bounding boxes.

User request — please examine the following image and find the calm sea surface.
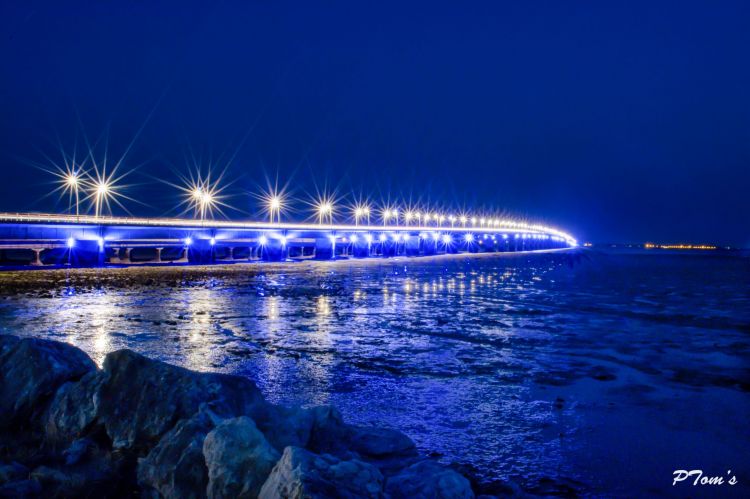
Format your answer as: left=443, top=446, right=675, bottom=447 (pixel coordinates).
left=1, top=249, right=748, bottom=497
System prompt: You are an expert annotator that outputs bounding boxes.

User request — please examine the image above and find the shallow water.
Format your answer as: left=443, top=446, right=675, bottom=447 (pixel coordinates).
left=1, top=249, right=748, bottom=497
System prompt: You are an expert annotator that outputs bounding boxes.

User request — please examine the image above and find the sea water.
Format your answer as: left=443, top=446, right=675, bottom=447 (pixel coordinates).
left=1, top=249, right=748, bottom=496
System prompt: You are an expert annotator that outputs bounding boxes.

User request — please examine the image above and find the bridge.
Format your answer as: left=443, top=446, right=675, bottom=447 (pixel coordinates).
left=0, top=213, right=576, bottom=268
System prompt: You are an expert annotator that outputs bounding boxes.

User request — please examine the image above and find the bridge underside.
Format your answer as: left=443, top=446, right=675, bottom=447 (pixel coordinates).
left=0, top=217, right=574, bottom=268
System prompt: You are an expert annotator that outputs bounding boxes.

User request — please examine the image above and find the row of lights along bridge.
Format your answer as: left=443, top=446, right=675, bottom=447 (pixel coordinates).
left=60, top=170, right=548, bottom=230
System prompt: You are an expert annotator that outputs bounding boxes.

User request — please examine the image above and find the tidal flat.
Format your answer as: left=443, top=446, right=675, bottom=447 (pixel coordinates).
left=1, top=249, right=748, bottom=496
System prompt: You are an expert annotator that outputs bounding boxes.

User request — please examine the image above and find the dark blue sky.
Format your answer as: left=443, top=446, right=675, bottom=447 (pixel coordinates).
left=1, top=1, right=748, bottom=245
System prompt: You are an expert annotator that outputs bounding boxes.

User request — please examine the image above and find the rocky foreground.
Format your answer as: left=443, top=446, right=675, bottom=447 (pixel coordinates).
left=0, top=335, right=474, bottom=498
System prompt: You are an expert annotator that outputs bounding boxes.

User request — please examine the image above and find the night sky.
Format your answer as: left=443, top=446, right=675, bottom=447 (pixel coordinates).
left=1, top=1, right=748, bottom=246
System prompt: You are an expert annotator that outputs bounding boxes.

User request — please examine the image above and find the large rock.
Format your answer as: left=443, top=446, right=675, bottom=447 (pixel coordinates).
left=0, top=335, right=19, bottom=358
left=44, top=371, right=103, bottom=442
left=305, top=406, right=349, bottom=454
left=258, top=446, right=384, bottom=499
left=137, top=412, right=214, bottom=499
left=94, top=349, right=265, bottom=451
left=0, top=337, right=96, bottom=428
left=0, top=461, right=28, bottom=483
left=203, top=416, right=280, bottom=498
left=29, top=464, right=113, bottom=498
left=385, top=460, right=474, bottom=499
left=252, top=404, right=319, bottom=453
left=348, top=426, right=416, bottom=459
left=0, top=479, right=41, bottom=497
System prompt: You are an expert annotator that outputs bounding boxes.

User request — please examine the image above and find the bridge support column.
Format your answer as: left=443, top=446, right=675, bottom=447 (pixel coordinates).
left=31, top=249, right=43, bottom=266
left=174, top=247, right=189, bottom=263
left=314, top=237, right=334, bottom=260
left=155, top=247, right=163, bottom=263
left=405, top=237, right=419, bottom=256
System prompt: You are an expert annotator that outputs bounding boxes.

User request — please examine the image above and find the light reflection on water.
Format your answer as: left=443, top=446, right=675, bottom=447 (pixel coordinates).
left=0, top=250, right=749, bottom=496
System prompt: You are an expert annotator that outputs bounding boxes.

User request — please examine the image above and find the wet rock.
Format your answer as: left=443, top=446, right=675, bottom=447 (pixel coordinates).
left=348, top=425, right=416, bottom=459
left=0, top=336, right=19, bottom=358
left=95, top=349, right=265, bottom=451
left=29, top=465, right=92, bottom=497
left=306, top=405, right=416, bottom=465
left=258, top=446, right=384, bottom=499
left=0, top=461, right=28, bottom=483
left=305, top=405, right=350, bottom=454
left=385, top=460, right=474, bottom=499
left=44, top=371, right=102, bottom=442
left=0, top=479, right=41, bottom=498
left=62, top=438, right=95, bottom=466
left=137, top=412, right=213, bottom=499
left=0, top=337, right=96, bottom=428
left=203, top=416, right=280, bottom=498
left=252, top=405, right=316, bottom=452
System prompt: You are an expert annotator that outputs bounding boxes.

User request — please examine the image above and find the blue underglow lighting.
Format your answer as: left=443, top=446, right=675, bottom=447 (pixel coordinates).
left=329, top=235, right=336, bottom=243
left=184, top=237, right=193, bottom=246
left=419, top=232, right=427, bottom=239
left=259, top=235, right=268, bottom=245
left=280, top=236, right=287, bottom=246
left=503, top=234, right=508, bottom=239
left=403, top=234, right=410, bottom=241
left=483, top=234, right=488, bottom=240
left=350, top=234, right=358, bottom=243
left=394, top=234, right=402, bottom=242
left=66, top=237, right=75, bottom=248
left=365, top=234, right=373, bottom=243
left=379, top=234, right=387, bottom=242
left=464, top=233, right=473, bottom=242
left=97, top=237, right=104, bottom=251
left=515, top=234, right=519, bottom=239
left=441, top=234, right=452, bottom=244
left=209, top=237, right=216, bottom=246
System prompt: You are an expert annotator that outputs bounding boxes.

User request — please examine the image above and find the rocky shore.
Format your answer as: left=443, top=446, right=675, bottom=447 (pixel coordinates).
left=0, top=335, right=476, bottom=498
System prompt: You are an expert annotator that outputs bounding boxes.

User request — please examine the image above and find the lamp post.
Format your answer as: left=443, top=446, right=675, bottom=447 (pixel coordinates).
left=269, top=196, right=282, bottom=223
left=94, top=182, right=109, bottom=218
left=66, top=173, right=80, bottom=217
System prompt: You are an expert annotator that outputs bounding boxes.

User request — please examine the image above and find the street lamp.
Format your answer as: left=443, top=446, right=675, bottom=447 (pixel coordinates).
left=94, top=182, right=109, bottom=218
left=317, top=201, right=333, bottom=225
left=268, top=195, right=282, bottom=223
left=354, top=204, right=370, bottom=226
left=65, top=172, right=80, bottom=217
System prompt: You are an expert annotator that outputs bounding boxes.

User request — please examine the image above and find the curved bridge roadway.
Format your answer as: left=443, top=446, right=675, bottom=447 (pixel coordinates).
left=0, top=213, right=577, bottom=267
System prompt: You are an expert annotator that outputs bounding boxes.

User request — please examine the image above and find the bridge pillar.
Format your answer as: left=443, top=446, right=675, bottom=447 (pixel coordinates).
left=423, top=238, right=437, bottom=255
left=174, top=248, right=189, bottom=263
left=405, top=237, right=419, bottom=256
left=351, top=239, right=370, bottom=258
left=155, top=247, right=163, bottom=263
left=122, top=248, right=132, bottom=263
left=31, top=249, right=43, bottom=266
left=314, top=237, right=334, bottom=260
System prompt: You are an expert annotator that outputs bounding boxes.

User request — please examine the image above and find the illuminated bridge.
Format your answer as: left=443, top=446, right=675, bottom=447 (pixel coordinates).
left=0, top=213, right=577, bottom=268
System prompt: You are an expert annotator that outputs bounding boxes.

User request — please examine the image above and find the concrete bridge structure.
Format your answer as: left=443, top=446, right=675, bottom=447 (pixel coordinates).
left=0, top=213, right=576, bottom=268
